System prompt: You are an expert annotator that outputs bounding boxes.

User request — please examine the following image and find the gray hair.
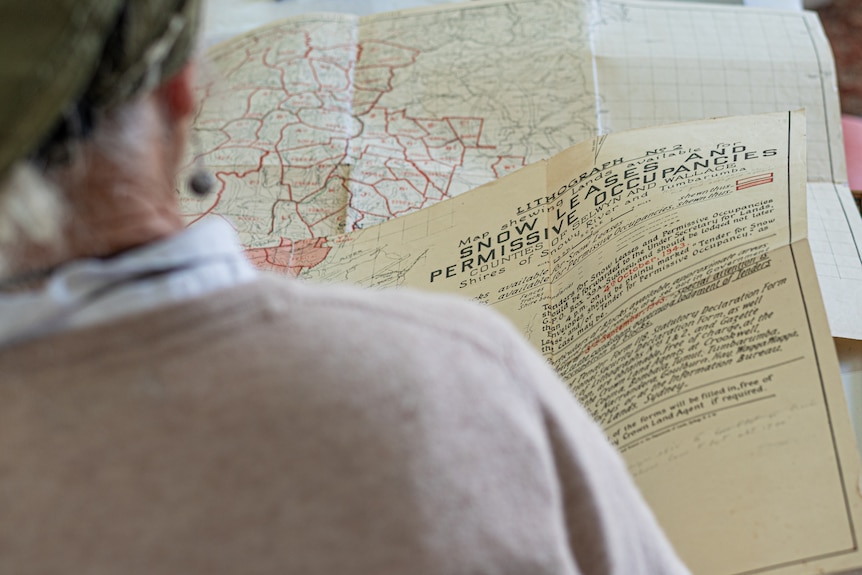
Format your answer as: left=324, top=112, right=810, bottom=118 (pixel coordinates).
left=0, top=95, right=162, bottom=275
left=0, top=164, right=66, bottom=275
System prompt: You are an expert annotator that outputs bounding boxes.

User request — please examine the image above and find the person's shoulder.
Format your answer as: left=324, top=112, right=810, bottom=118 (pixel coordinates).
left=254, top=274, right=529, bottom=361
left=258, top=273, right=515, bottom=334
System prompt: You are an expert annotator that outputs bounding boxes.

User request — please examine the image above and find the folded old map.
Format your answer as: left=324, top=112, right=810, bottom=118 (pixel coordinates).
left=183, top=0, right=862, bottom=338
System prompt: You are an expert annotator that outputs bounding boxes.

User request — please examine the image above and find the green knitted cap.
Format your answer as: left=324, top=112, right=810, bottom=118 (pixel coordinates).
left=0, top=0, right=201, bottom=179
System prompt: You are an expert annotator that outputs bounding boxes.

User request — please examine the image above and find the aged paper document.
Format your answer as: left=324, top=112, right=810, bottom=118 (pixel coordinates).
left=589, top=0, right=862, bottom=339
left=295, top=111, right=862, bottom=575
left=185, top=0, right=862, bottom=338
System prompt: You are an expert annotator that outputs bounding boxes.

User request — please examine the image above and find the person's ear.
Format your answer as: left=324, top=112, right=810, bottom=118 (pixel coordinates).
left=155, top=63, right=196, bottom=121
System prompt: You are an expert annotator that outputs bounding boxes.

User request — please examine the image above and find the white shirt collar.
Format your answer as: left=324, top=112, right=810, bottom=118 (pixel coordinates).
left=0, top=219, right=258, bottom=348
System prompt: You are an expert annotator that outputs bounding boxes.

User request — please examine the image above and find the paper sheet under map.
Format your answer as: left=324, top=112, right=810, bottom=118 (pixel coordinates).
left=296, top=110, right=862, bottom=575
left=183, top=0, right=862, bottom=338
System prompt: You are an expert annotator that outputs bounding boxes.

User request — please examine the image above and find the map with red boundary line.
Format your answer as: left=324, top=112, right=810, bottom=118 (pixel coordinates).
left=179, top=1, right=596, bottom=275
left=245, top=237, right=332, bottom=277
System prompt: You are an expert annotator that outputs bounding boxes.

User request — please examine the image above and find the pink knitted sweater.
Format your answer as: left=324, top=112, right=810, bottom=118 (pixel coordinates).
left=0, top=276, right=689, bottom=574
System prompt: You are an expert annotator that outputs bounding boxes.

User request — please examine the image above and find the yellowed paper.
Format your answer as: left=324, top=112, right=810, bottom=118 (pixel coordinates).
left=186, top=0, right=862, bottom=338
left=296, top=111, right=862, bottom=575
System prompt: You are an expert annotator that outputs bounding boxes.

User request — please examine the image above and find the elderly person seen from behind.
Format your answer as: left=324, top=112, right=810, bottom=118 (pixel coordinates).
left=0, top=1, right=691, bottom=573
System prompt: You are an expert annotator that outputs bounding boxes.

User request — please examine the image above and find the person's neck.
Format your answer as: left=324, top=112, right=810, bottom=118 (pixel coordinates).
left=1, top=95, right=187, bottom=288
left=0, top=196, right=184, bottom=292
